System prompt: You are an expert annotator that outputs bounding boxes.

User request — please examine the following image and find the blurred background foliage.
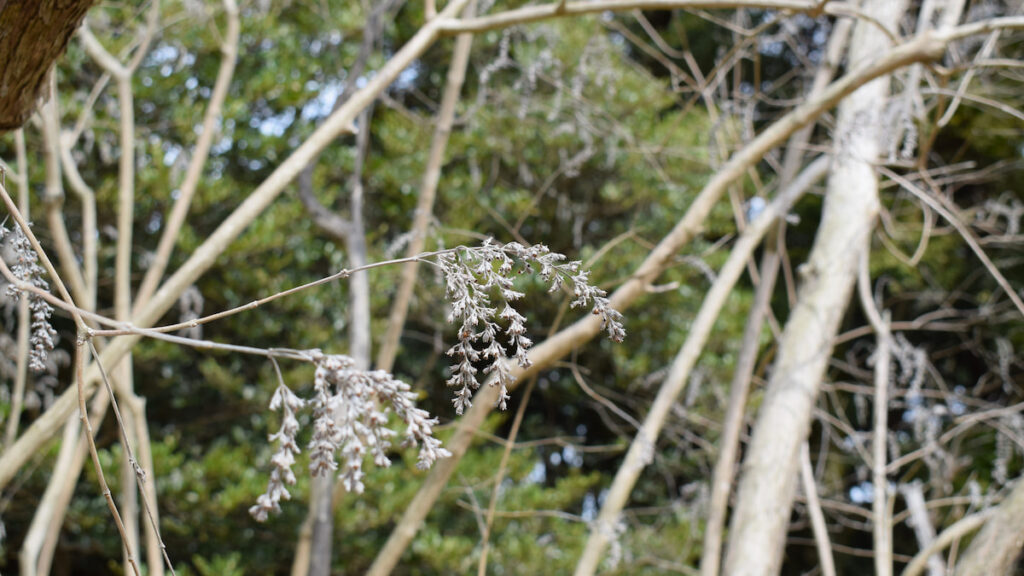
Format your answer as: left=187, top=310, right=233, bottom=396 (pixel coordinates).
left=1, top=1, right=1022, bottom=574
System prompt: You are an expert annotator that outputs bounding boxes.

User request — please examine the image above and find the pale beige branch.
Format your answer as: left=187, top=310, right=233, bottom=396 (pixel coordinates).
left=58, top=131, right=98, bottom=309
left=902, top=482, right=945, bottom=576
left=438, top=0, right=827, bottom=34
left=900, top=509, right=993, bottom=576
left=39, top=82, right=90, bottom=306
left=800, top=442, right=837, bottom=576
left=924, top=86, right=1024, bottom=123
left=859, top=249, right=893, bottom=576
left=116, top=363, right=142, bottom=574
left=133, top=0, right=240, bottom=314
left=20, top=379, right=110, bottom=576
left=938, top=30, right=1000, bottom=126
left=879, top=167, right=1024, bottom=319
left=4, top=128, right=30, bottom=448
left=954, top=479, right=1024, bottom=575
left=724, top=2, right=906, bottom=572
left=377, top=0, right=477, bottom=372
left=699, top=236, right=781, bottom=576
left=574, top=156, right=827, bottom=576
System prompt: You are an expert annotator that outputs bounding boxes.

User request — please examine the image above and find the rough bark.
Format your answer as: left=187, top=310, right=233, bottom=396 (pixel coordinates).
left=722, top=1, right=906, bottom=573
left=0, top=0, right=96, bottom=131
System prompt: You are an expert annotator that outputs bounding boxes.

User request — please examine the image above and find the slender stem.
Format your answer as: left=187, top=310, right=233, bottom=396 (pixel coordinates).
left=89, top=341, right=178, bottom=576
left=800, top=442, right=837, bottom=576
left=478, top=378, right=536, bottom=575
left=123, top=249, right=454, bottom=335
left=75, top=336, right=141, bottom=576
left=859, top=250, right=893, bottom=576
left=880, top=167, right=1024, bottom=320
left=57, top=129, right=98, bottom=309
left=438, top=0, right=822, bottom=34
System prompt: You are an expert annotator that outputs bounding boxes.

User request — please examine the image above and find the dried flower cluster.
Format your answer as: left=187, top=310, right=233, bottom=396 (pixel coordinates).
left=251, top=353, right=451, bottom=521
left=0, top=222, right=57, bottom=371
left=251, top=241, right=624, bottom=520
left=249, top=384, right=304, bottom=521
left=439, top=240, right=625, bottom=414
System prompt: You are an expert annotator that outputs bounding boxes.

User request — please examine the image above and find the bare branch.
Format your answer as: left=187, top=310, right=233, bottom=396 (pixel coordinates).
left=377, top=0, right=478, bottom=372
left=575, top=156, right=827, bottom=575
left=133, top=0, right=240, bottom=314
left=801, top=442, right=837, bottom=576
left=880, top=167, right=1024, bottom=319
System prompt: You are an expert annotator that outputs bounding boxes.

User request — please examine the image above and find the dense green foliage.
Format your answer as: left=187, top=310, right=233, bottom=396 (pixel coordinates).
left=1, top=2, right=1022, bottom=575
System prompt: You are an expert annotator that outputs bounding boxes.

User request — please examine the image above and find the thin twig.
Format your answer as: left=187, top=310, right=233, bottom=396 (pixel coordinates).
left=901, top=509, right=995, bottom=576
left=477, top=377, right=536, bottom=575
left=879, top=167, right=1024, bottom=319
left=116, top=248, right=457, bottom=336
left=0, top=178, right=85, bottom=331
left=75, top=337, right=141, bottom=576
left=859, top=249, right=893, bottom=576
left=88, top=341, right=178, bottom=575
left=800, top=442, right=837, bottom=576
left=3, top=129, right=30, bottom=448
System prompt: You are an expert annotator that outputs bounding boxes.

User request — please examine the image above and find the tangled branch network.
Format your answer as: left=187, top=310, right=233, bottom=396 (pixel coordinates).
left=245, top=239, right=625, bottom=520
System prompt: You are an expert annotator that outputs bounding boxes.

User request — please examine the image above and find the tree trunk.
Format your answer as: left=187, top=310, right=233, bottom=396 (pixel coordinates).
left=0, top=0, right=96, bottom=131
left=723, top=1, right=906, bottom=573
